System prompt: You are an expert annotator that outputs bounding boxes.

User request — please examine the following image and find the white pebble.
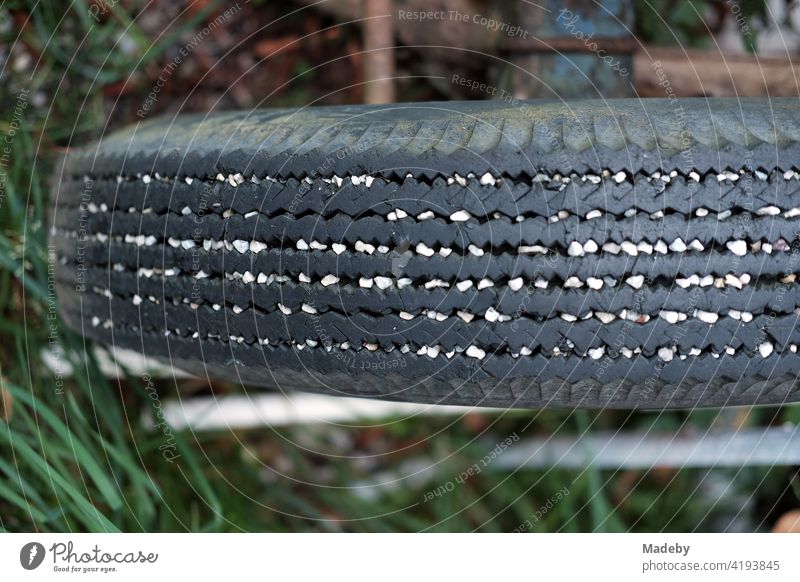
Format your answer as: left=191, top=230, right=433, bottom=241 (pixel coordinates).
left=456, top=280, right=474, bottom=292
left=466, top=345, right=486, bottom=360
left=479, top=173, right=496, bottom=186
left=626, top=275, right=644, bottom=289
left=568, top=241, right=584, bottom=257
left=587, top=277, right=603, bottom=290
left=669, top=238, right=687, bottom=253
left=621, top=241, right=638, bottom=256
left=726, top=240, right=747, bottom=256
left=374, top=276, right=393, bottom=289
left=250, top=241, right=267, bottom=253
left=416, top=243, right=435, bottom=257
left=759, top=342, right=773, bottom=358
left=659, top=310, right=679, bottom=324
left=355, top=241, right=375, bottom=254
left=588, top=347, right=605, bottom=360
left=458, top=310, right=475, bottom=323
left=695, top=310, right=718, bottom=324
left=321, top=274, right=339, bottom=287
left=595, top=311, right=615, bottom=324
left=468, top=244, right=485, bottom=257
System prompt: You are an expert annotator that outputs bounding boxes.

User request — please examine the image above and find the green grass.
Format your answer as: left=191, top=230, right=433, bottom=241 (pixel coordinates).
left=1, top=1, right=799, bottom=533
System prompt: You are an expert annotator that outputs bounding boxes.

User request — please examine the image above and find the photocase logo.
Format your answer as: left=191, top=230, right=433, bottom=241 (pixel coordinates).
left=20, top=542, right=46, bottom=570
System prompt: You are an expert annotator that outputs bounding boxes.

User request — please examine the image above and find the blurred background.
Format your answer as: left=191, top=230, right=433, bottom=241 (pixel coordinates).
left=1, top=0, right=800, bottom=533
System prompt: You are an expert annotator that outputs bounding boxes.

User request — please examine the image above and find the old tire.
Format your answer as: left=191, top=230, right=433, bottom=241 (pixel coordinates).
left=52, top=98, right=800, bottom=409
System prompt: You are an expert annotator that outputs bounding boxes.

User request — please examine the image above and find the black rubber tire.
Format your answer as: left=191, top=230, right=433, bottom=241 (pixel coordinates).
left=52, top=98, right=800, bottom=409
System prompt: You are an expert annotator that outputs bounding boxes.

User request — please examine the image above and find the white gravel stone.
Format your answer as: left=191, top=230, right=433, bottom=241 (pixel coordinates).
left=458, top=310, right=475, bottom=323
left=595, top=311, right=615, bottom=323
left=621, top=241, right=638, bottom=256
left=695, top=310, right=718, bottom=324
left=658, top=347, right=674, bottom=362
left=586, top=209, right=603, bottom=219
left=417, top=210, right=434, bottom=220
left=450, top=210, right=471, bottom=222
left=250, top=241, right=267, bottom=253
left=298, top=273, right=311, bottom=283
left=477, top=278, right=494, bottom=290
left=359, top=277, right=374, bottom=289
left=568, top=241, right=584, bottom=257
left=321, top=274, right=339, bottom=287
left=332, top=243, right=346, bottom=255
left=626, top=275, right=644, bottom=289
left=564, top=277, right=583, bottom=288
left=484, top=307, right=500, bottom=323
left=726, top=240, right=747, bottom=256
left=416, top=242, right=435, bottom=257
left=355, top=241, right=375, bottom=254
left=724, top=274, right=742, bottom=289
left=659, top=310, right=679, bottom=324
left=456, top=280, right=474, bottom=292
left=759, top=342, right=774, bottom=358
left=583, top=240, right=599, bottom=254
left=757, top=205, right=780, bottom=216
left=508, top=277, right=524, bottom=291
left=374, top=276, right=393, bottom=289
left=399, top=311, right=415, bottom=320
left=296, top=239, right=309, bottom=251
left=518, top=245, right=547, bottom=254
left=479, top=173, right=497, bottom=186
left=613, top=171, right=627, bottom=184
left=468, top=244, right=485, bottom=257
left=466, top=345, right=486, bottom=360
left=602, top=242, right=621, bottom=254
left=669, top=238, right=687, bottom=252
left=587, top=277, right=603, bottom=290
left=588, top=347, right=604, bottom=360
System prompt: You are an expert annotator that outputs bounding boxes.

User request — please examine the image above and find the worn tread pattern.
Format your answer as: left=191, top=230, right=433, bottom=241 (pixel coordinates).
left=53, top=98, right=800, bottom=409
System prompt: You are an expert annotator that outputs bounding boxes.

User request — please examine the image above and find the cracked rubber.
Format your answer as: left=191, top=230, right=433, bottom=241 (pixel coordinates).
left=52, top=98, right=800, bottom=409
